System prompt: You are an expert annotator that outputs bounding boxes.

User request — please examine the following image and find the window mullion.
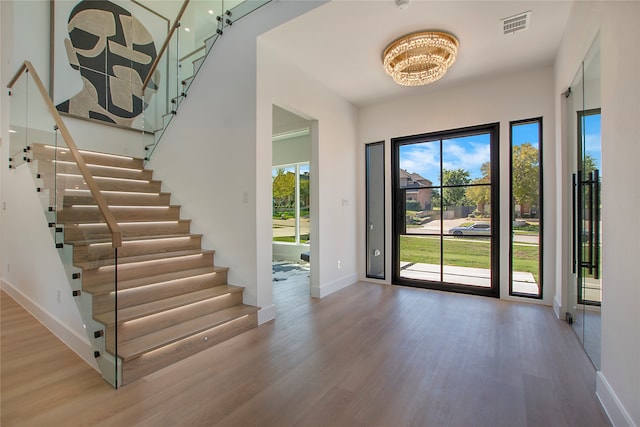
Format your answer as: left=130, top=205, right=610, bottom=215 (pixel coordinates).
left=295, top=164, right=301, bottom=244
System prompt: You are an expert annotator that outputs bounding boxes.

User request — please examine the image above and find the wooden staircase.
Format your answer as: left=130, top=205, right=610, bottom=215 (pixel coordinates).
left=30, top=143, right=258, bottom=385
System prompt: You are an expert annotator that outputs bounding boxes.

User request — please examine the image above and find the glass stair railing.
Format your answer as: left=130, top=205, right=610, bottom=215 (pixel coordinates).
left=8, top=62, right=122, bottom=388
left=139, top=0, right=271, bottom=163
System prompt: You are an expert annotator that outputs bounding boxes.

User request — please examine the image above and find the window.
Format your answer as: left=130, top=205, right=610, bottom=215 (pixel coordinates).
left=366, top=142, right=385, bottom=279
left=510, top=118, right=543, bottom=298
left=272, top=163, right=309, bottom=244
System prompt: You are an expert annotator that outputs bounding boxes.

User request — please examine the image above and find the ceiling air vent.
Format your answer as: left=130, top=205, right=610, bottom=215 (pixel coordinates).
left=501, top=11, right=531, bottom=35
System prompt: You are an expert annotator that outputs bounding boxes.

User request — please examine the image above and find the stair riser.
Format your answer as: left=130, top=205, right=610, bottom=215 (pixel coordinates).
left=82, top=252, right=215, bottom=288
left=63, top=221, right=191, bottom=242
left=35, top=161, right=153, bottom=181
left=92, top=271, right=229, bottom=312
left=63, top=193, right=171, bottom=207
left=30, top=144, right=144, bottom=169
left=57, top=206, right=180, bottom=223
left=49, top=175, right=161, bottom=193
left=121, top=312, right=257, bottom=385
left=105, top=291, right=244, bottom=350
left=73, top=236, right=202, bottom=263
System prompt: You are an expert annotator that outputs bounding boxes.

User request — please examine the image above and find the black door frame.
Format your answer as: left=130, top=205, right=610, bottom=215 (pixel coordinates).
left=391, top=123, right=500, bottom=298
left=575, top=108, right=601, bottom=306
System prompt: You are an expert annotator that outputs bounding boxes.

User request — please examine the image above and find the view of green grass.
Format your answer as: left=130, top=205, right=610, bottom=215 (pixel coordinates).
left=273, top=234, right=310, bottom=243
left=513, top=222, right=540, bottom=235
left=400, top=235, right=539, bottom=283
left=273, top=208, right=310, bottom=220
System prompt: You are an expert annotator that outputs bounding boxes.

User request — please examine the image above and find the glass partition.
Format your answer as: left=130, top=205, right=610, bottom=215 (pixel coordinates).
left=8, top=69, right=29, bottom=169
left=141, top=0, right=272, bottom=163
left=8, top=63, right=121, bottom=387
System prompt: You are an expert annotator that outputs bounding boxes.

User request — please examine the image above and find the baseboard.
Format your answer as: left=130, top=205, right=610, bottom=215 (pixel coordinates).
left=1, top=280, right=99, bottom=372
left=257, top=304, right=276, bottom=324
left=596, top=371, right=637, bottom=427
left=310, top=273, right=357, bottom=298
left=553, top=296, right=562, bottom=318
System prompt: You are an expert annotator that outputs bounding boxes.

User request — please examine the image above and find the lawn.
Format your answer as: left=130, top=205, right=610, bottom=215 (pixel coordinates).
left=273, top=234, right=310, bottom=243
left=400, top=235, right=539, bottom=283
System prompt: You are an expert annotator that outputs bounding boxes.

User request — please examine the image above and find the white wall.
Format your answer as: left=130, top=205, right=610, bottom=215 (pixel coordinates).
left=148, top=1, right=326, bottom=324
left=555, top=2, right=640, bottom=426
left=258, top=38, right=358, bottom=299
left=357, top=66, right=556, bottom=305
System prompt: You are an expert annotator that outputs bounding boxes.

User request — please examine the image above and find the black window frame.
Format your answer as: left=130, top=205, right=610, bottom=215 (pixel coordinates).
left=509, top=117, right=543, bottom=299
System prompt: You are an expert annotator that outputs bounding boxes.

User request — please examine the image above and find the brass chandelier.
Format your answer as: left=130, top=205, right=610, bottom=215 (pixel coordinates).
left=382, top=31, right=459, bottom=86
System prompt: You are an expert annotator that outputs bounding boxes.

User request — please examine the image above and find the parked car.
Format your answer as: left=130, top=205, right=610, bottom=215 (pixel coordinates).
left=448, top=222, right=491, bottom=236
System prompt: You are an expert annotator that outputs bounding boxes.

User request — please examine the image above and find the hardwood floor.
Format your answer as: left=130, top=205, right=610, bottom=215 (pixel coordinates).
left=1, top=279, right=610, bottom=426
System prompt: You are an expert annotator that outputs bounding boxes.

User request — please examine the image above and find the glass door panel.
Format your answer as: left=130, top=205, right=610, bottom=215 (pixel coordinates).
left=393, top=124, right=499, bottom=297
left=399, top=235, right=442, bottom=281
left=567, top=37, right=601, bottom=369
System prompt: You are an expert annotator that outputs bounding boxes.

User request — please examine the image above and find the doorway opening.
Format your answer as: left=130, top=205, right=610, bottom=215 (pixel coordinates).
left=272, top=105, right=312, bottom=297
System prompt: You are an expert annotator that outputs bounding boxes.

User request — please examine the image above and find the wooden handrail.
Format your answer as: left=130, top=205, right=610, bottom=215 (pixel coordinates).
left=8, top=61, right=122, bottom=248
left=142, top=0, right=190, bottom=91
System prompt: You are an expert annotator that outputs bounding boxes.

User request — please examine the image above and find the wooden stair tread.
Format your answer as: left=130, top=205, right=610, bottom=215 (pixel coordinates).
left=60, top=204, right=181, bottom=210
left=118, top=304, right=259, bottom=361
left=86, top=266, right=228, bottom=295
left=62, top=220, right=192, bottom=241
left=63, top=189, right=171, bottom=206
left=68, top=233, right=202, bottom=246
left=64, top=219, right=191, bottom=226
left=76, top=249, right=214, bottom=269
left=57, top=205, right=181, bottom=223
left=94, top=285, right=244, bottom=325
left=34, top=161, right=152, bottom=181
left=30, top=143, right=145, bottom=169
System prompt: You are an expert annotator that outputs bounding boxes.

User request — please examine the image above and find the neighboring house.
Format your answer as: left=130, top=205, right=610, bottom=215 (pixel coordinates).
left=399, top=169, right=432, bottom=210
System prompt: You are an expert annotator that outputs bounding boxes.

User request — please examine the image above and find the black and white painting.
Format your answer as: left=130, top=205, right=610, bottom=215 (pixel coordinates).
left=54, top=0, right=168, bottom=129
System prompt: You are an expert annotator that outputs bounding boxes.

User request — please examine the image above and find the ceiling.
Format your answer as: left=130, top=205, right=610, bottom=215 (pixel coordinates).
left=261, top=0, right=573, bottom=108
left=273, top=105, right=310, bottom=137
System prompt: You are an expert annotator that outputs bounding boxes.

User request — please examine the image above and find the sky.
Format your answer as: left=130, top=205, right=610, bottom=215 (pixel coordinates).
left=399, top=117, right=602, bottom=185
left=582, top=113, right=602, bottom=170
left=399, top=133, right=491, bottom=185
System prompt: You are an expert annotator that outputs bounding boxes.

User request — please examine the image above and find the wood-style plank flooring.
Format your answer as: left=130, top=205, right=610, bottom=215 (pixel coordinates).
left=1, top=277, right=610, bottom=426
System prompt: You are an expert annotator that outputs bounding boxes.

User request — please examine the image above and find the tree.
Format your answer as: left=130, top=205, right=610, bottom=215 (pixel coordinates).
left=272, top=169, right=295, bottom=208
left=442, top=168, right=470, bottom=207
left=582, top=154, right=597, bottom=176
left=299, top=174, right=310, bottom=208
left=466, top=162, right=491, bottom=212
left=512, top=143, right=539, bottom=211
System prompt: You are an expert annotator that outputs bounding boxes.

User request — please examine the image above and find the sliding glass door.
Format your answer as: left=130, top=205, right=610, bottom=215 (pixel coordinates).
left=392, top=123, right=499, bottom=297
